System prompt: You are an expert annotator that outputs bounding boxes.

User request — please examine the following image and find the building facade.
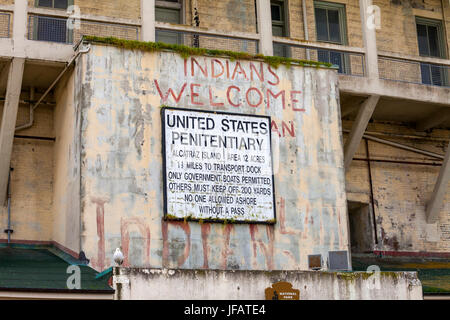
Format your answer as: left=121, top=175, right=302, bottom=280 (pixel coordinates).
left=0, top=0, right=449, bottom=299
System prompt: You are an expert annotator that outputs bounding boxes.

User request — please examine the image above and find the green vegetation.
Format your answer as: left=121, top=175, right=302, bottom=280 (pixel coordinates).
left=82, top=36, right=334, bottom=69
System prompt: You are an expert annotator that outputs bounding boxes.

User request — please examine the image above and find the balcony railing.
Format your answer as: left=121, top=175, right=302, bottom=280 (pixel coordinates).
left=378, top=55, right=450, bottom=88
left=155, top=23, right=259, bottom=55
left=0, top=12, right=11, bottom=38
left=27, top=14, right=140, bottom=44
left=8, top=13, right=450, bottom=89
left=272, top=38, right=366, bottom=77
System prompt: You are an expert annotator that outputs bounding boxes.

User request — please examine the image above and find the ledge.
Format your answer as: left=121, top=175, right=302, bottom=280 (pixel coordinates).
left=81, top=36, right=336, bottom=70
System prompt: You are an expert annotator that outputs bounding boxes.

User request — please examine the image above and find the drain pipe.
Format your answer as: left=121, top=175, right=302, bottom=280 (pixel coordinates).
left=4, top=168, right=13, bottom=244
left=15, top=44, right=91, bottom=132
left=302, top=0, right=310, bottom=60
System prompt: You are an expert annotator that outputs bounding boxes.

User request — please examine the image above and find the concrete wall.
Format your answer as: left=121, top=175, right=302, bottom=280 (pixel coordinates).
left=52, top=69, right=81, bottom=253
left=345, top=121, right=450, bottom=254
left=113, top=267, right=423, bottom=300
left=77, top=44, right=349, bottom=272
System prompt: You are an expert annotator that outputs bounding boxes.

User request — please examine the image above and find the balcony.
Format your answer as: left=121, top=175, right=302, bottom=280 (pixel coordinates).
left=27, top=14, right=140, bottom=44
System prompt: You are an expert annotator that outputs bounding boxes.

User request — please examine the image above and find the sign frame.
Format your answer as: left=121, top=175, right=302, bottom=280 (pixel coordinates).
left=161, top=106, right=277, bottom=225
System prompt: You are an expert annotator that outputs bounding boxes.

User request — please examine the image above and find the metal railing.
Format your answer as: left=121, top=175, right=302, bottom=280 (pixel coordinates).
left=155, top=27, right=259, bottom=55
left=28, top=14, right=71, bottom=43
left=378, top=56, right=450, bottom=88
left=0, top=12, right=11, bottom=38
left=28, top=14, right=139, bottom=44
left=273, top=41, right=365, bottom=76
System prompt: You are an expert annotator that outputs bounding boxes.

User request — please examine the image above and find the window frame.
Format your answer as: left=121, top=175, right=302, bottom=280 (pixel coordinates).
left=271, top=0, right=289, bottom=37
left=313, top=1, right=348, bottom=45
left=35, top=0, right=72, bottom=10
left=415, top=16, right=446, bottom=59
left=155, top=0, right=184, bottom=24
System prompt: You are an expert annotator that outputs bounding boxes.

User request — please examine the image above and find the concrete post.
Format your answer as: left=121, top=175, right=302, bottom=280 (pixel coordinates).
left=255, top=0, right=274, bottom=56
left=141, top=0, right=156, bottom=42
left=13, top=0, right=28, bottom=55
left=426, top=141, right=450, bottom=223
left=0, top=58, right=25, bottom=205
left=359, top=0, right=379, bottom=79
left=344, top=95, right=380, bottom=170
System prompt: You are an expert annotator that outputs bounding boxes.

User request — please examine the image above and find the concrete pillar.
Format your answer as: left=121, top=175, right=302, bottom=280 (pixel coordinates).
left=141, top=0, right=156, bottom=42
left=13, top=0, right=28, bottom=55
left=344, top=95, right=379, bottom=170
left=255, top=0, right=274, bottom=56
left=0, top=58, right=25, bottom=205
left=426, top=141, right=450, bottom=223
left=359, top=0, right=379, bottom=79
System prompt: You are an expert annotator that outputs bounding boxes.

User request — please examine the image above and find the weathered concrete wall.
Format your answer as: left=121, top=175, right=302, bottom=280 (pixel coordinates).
left=52, top=69, right=81, bottom=253
left=345, top=121, right=450, bottom=254
left=113, top=267, right=423, bottom=300
left=77, top=44, right=349, bottom=272
left=0, top=100, right=54, bottom=242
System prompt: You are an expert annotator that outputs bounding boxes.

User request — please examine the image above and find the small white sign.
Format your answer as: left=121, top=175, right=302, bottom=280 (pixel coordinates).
left=162, top=108, right=276, bottom=223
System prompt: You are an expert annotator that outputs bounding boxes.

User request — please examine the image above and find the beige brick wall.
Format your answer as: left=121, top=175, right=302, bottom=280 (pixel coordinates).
left=0, top=101, right=54, bottom=243
left=374, top=0, right=446, bottom=56
left=28, top=0, right=140, bottom=20
left=194, top=0, right=257, bottom=33
left=305, top=0, right=363, bottom=47
left=75, top=0, right=140, bottom=20
left=344, top=120, right=450, bottom=253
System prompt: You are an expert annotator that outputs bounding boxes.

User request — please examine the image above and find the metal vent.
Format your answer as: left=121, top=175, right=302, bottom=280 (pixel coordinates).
left=328, top=250, right=349, bottom=270
left=308, top=254, right=322, bottom=270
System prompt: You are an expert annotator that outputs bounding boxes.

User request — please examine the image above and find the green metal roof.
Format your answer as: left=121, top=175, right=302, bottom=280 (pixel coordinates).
left=352, top=254, right=450, bottom=295
left=0, top=246, right=114, bottom=293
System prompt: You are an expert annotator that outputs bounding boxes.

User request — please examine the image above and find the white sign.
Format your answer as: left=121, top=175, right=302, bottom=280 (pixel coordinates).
left=162, top=108, right=276, bottom=223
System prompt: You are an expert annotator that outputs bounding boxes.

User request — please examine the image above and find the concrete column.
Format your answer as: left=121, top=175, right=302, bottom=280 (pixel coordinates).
left=426, top=141, right=450, bottom=223
left=13, top=0, right=28, bottom=55
left=0, top=58, right=25, bottom=205
left=141, top=0, right=156, bottom=42
left=344, top=95, right=379, bottom=170
left=256, top=0, right=273, bottom=56
left=359, top=0, right=379, bottom=79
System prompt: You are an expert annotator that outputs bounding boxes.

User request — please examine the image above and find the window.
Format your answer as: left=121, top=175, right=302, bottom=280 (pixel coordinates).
left=271, top=1, right=288, bottom=57
left=155, top=0, right=183, bottom=44
left=416, top=17, right=447, bottom=86
left=34, top=0, right=72, bottom=43
left=36, top=0, right=71, bottom=10
left=314, top=1, right=348, bottom=74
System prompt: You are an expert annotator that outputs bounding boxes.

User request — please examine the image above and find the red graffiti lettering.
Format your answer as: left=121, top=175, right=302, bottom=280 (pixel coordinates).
left=246, top=87, right=263, bottom=108
left=291, top=90, right=304, bottom=111
left=227, top=86, right=241, bottom=108
left=267, top=89, right=285, bottom=109
left=191, top=57, right=208, bottom=77
left=211, top=59, right=224, bottom=78
left=154, top=80, right=186, bottom=103
left=190, top=83, right=203, bottom=106
left=209, top=87, right=224, bottom=107
left=250, top=62, right=264, bottom=82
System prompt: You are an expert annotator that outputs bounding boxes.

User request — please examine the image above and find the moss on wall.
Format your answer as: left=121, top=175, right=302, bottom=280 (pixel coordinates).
left=82, top=36, right=334, bottom=70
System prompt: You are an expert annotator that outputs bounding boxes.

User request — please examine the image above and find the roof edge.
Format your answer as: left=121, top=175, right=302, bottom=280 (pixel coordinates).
left=81, top=36, right=337, bottom=71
